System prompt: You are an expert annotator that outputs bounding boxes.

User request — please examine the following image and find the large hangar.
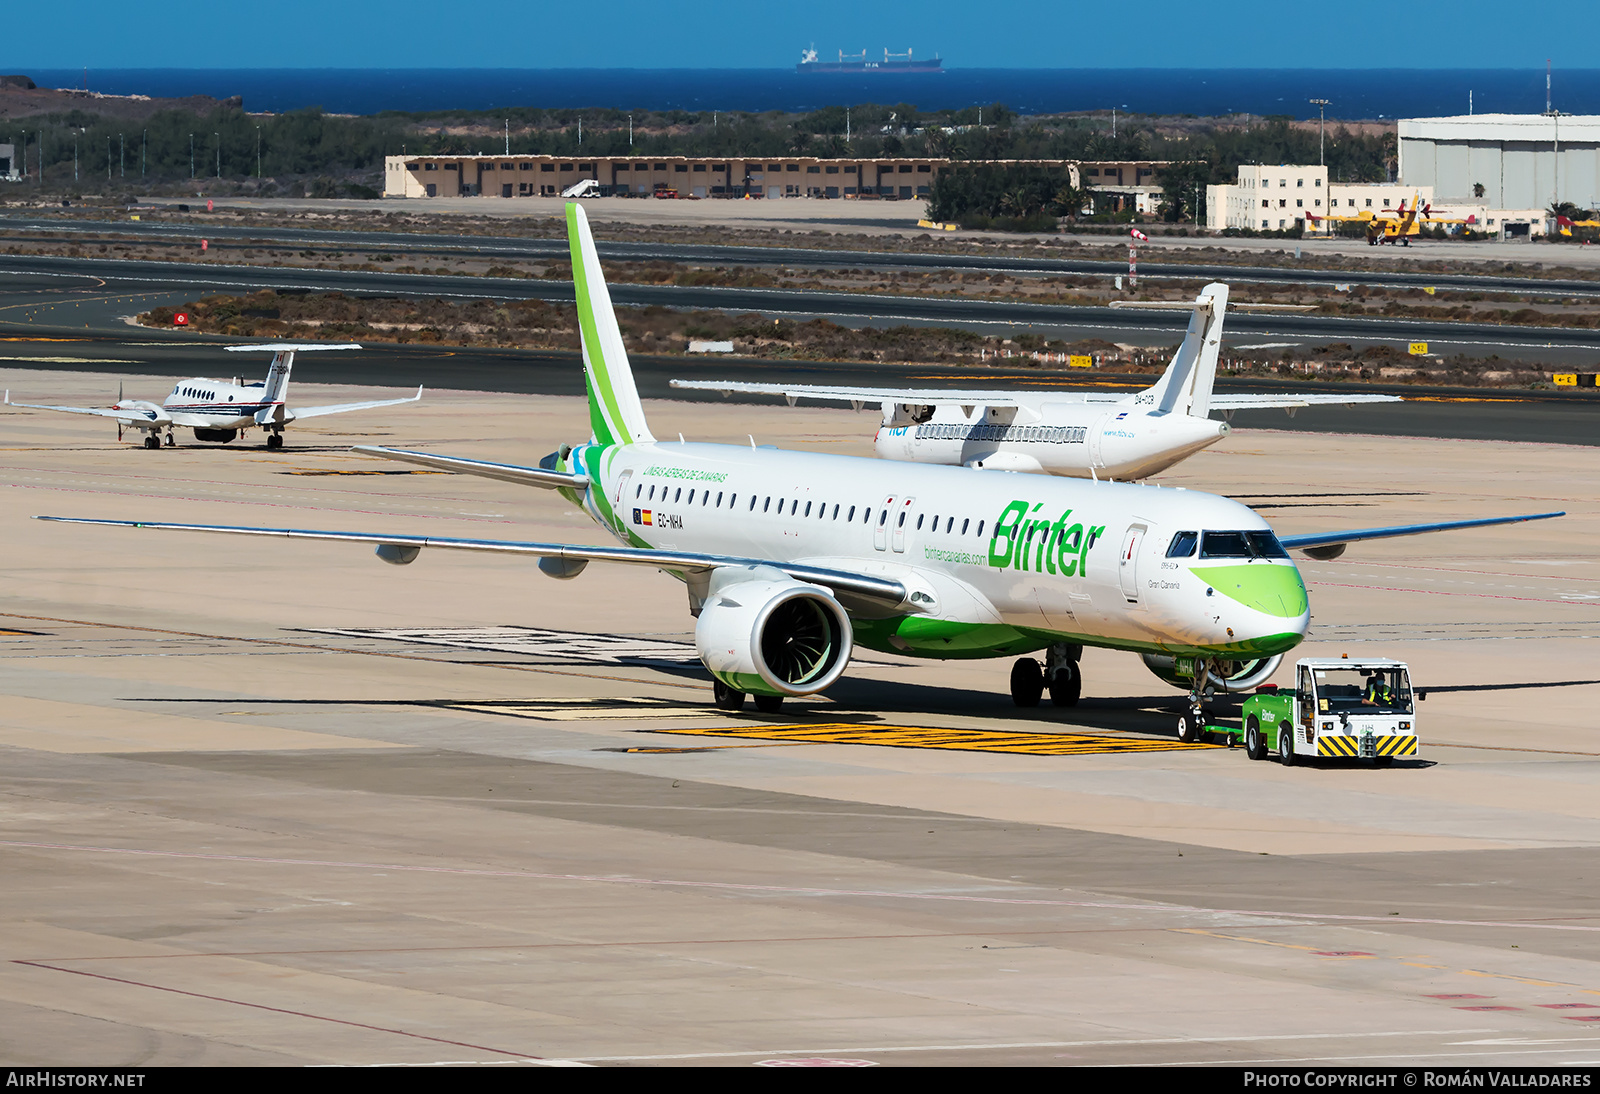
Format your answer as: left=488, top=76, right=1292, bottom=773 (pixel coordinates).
left=1399, top=113, right=1600, bottom=207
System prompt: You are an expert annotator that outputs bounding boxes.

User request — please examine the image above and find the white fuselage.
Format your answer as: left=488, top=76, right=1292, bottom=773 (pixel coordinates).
left=873, top=403, right=1231, bottom=481
left=151, top=377, right=279, bottom=430
left=571, top=439, right=1309, bottom=660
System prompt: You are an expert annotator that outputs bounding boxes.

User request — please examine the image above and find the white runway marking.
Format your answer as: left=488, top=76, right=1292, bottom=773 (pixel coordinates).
left=305, top=626, right=699, bottom=664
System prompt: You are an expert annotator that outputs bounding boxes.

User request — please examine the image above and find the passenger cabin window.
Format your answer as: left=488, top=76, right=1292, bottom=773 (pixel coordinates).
left=961, top=518, right=969, bottom=535
left=1166, top=531, right=1199, bottom=558
left=1200, top=530, right=1290, bottom=559
left=831, top=504, right=839, bottom=519
left=763, top=497, right=771, bottom=512
left=976, top=521, right=984, bottom=537
left=847, top=505, right=856, bottom=521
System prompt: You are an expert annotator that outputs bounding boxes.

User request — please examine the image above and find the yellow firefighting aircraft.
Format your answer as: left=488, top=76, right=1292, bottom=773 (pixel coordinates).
left=1307, top=193, right=1473, bottom=246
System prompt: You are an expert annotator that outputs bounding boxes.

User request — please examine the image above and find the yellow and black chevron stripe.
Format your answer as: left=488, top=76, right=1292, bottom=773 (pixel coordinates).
left=1316, top=734, right=1418, bottom=758
left=653, top=723, right=1214, bottom=756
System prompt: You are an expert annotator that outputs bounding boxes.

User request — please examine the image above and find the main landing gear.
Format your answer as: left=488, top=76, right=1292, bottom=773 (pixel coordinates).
left=712, top=680, right=745, bottom=711
left=141, top=434, right=159, bottom=450
left=711, top=680, right=784, bottom=714
left=265, top=433, right=284, bottom=450
left=1010, top=643, right=1082, bottom=708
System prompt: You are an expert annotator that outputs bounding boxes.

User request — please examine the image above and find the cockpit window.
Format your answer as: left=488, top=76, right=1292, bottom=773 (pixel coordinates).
left=1200, top=530, right=1290, bottom=560
left=1166, top=531, right=1199, bottom=558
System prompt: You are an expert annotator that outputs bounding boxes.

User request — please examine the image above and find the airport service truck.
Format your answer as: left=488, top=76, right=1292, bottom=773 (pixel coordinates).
left=1206, top=657, right=1418, bottom=766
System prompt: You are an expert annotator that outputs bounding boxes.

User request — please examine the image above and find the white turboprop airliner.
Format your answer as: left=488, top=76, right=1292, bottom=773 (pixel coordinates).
left=5, top=343, right=421, bottom=450
left=671, top=283, right=1401, bottom=480
left=38, top=206, right=1561, bottom=741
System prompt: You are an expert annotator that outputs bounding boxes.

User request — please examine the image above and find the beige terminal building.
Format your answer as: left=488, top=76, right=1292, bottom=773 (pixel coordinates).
left=383, top=153, right=1166, bottom=206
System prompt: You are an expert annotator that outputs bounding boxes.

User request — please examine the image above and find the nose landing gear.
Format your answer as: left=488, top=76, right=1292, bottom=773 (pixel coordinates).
left=1177, top=657, right=1216, bottom=744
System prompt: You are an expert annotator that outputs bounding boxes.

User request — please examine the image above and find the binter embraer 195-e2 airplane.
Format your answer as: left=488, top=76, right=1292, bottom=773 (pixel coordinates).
left=673, top=283, right=1402, bottom=481
left=38, top=205, right=1562, bottom=741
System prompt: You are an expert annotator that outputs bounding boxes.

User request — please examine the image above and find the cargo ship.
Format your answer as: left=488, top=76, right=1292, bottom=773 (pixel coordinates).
left=797, top=46, right=943, bottom=74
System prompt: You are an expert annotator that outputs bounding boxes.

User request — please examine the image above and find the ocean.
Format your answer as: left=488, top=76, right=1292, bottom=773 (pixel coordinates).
left=28, top=67, right=1600, bottom=120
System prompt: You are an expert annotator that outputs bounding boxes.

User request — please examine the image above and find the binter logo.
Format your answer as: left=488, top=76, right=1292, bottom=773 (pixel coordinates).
left=988, top=500, right=1105, bottom=577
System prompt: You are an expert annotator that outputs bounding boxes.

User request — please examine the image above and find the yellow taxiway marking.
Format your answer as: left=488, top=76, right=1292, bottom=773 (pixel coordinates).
left=651, top=723, right=1214, bottom=756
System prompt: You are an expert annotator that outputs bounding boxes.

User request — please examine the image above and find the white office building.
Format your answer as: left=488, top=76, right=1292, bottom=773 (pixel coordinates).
left=1207, top=164, right=1329, bottom=231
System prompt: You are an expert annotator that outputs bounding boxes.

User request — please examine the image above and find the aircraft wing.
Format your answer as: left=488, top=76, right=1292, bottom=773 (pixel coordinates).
left=353, top=446, right=589, bottom=490
left=669, top=380, right=1038, bottom=408
left=1209, top=393, right=1403, bottom=410
left=1280, top=511, right=1564, bottom=553
left=3, top=395, right=171, bottom=424
left=33, top=516, right=910, bottom=609
left=290, top=387, right=424, bottom=421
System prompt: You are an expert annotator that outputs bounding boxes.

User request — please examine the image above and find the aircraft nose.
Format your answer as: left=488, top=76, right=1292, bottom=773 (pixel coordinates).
left=1193, top=561, right=1310, bottom=620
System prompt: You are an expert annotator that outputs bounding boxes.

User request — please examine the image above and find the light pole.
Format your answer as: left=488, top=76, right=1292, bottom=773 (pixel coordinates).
left=214, top=132, right=220, bottom=179
left=628, top=113, right=632, bottom=148
left=1309, top=99, right=1330, bottom=166
left=189, top=133, right=194, bottom=179
left=141, top=130, right=145, bottom=177
left=119, top=133, right=124, bottom=177
left=73, top=130, right=78, bottom=181
left=255, top=126, right=261, bottom=177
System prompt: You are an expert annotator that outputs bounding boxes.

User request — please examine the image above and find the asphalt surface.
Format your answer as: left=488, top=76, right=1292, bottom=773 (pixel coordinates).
left=6, top=252, right=1600, bottom=366
left=8, top=211, right=1600, bottom=295
left=2, top=326, right=1596, bottom=447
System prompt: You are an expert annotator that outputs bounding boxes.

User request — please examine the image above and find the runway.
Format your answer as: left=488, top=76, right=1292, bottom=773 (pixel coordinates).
left=7, top=251, right=1600, bottom=369
left=9, top=210, right=1600, bottom=297
left=2, top=379, right=1599, bottom=1066
left=0, top=323, right=1596, bottom=447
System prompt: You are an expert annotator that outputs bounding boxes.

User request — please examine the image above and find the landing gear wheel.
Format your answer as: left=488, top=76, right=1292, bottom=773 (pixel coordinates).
left=1176, top=710, right=1205, bottom=744
left=712, top=680, right=745, bottom=712
left=1009, top=658, right=1043, bottom=708
left=142, top=435, right=159, bottom=449
left=1245, top=717, right=1267, bottom=761
left=164, top=433, right=175, bottom=447
left=753, top=693, right=784, bottom=715
left=1048, top=662, right=1081, bottom=707
left=1278, top=723, right=1296, bottom=767
left=266, top=433, right=284, bottom=450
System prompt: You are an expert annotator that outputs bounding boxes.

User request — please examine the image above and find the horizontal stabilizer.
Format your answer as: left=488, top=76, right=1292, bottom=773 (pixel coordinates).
left=1210, top=393, right=1403, bottom=410
left=671, top=379, right=1038, bottom=408
left=225, top=343, right=363, bottom=353
left=354, top=445, right=588, bottom=490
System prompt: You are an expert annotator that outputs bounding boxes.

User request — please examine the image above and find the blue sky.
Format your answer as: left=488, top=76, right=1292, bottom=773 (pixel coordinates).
left=3, top=2, right=1596, bottom=70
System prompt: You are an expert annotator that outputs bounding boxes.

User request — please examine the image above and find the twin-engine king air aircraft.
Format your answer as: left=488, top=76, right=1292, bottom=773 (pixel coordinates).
left=671, top=283, right=1402, bottom=481
left=38, top=205, right=1562, bottom=741
left=5, top=343, right=421, bottom=450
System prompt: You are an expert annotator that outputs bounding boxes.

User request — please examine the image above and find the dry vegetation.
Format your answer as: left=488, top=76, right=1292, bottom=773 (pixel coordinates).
left=136, top=290, right=1562, bottom=389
